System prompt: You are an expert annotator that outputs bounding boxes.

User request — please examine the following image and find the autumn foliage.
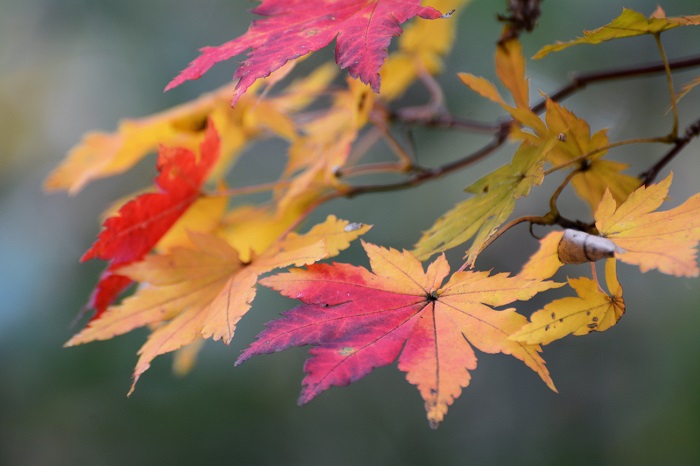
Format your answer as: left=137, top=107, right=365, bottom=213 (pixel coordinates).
left=47, top=1, right=700, bottom=428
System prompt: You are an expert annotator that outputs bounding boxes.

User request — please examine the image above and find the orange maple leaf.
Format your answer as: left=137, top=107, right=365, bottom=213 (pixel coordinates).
left=65, top=215, right=371, bottom=393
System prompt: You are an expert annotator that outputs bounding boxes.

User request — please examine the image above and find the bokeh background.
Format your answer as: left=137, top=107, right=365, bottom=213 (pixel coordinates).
left=2, top=0, right=700, bottom=464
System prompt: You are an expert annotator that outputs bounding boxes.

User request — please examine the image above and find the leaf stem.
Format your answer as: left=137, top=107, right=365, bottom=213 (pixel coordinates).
left=342, top=125, right=511, bottom=197
left=548, top=169, right=577, bottom=216
left=543, top=136, right=670, bottom=176
left=654, top=33, right=679, bottom=139
left=457, top=214, right=554, bottom=272
left=590, top=262, right=604, bottom=294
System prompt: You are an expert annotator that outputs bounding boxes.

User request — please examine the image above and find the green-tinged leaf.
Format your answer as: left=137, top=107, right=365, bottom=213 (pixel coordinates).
left=413, top=138, right=556, bottom=264
left=534, top=8, right=700, bottom=59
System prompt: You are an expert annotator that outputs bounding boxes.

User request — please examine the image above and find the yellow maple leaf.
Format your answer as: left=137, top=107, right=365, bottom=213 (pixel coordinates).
left=44, top=65, right=337, bottom=194
left=596, top=173, right=700, bottom=276
left=518, top=230, right=565, bottom=280
left=65, top=232, right=242, bottom=347
left=460, top=37, right=638, bottom=211
left=534, top=8, right=700, bottom=59
left=511, top=259, right=624, bottom=345
left=156, top=195, right=228, bottom=252
left=65, top=215, right=371, bottom=392
left=543, top=99, right=639, bottom=210
left=458, top=39, right=545, bottom=133
left=495, top=37, right=530, bottom=109
left=45, top=83, right=241, bottom=194
left=520, top=173, right=700, bottom=280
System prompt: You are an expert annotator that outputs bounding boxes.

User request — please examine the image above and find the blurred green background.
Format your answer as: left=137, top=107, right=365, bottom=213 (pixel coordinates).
left=2, top=1, right=700, bottom=464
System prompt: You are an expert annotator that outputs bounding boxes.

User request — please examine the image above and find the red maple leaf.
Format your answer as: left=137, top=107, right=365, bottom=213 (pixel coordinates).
left=237, top=242, right=557, bottom=428
left=81, top=120, right=220, bottom=318
left=165, top=0, right=448, bottom=105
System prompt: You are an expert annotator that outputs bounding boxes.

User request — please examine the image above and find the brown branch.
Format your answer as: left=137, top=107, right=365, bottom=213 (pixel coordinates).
left=639, top=117, right=700, bottom=186
left=388, top=110, right=503, bottom=134
left=337, top=54, right=700, bottom=201
left=387, top=54, right=700, bottom=138
left=531, top=54, right=700, bottom=114
left=341, top=124, right=511, bottom=198
left=497, top=0, right=543, bottom=45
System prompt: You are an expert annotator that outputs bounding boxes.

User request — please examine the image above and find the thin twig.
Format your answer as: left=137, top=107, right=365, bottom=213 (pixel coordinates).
left=457, top=214, right=553, bottom=272
left=639, top=117, right=700, bottom=185
left=322, top=55, right=700, bottom=213
left=531, top=54, right=700, bottom=114
left=543, top=136, right=670, bottom=176
left=654, top=34, right=679, bottom=139
left=342, top=125, right=511, bottom=197
left=389, top=111, right=503, bottom=134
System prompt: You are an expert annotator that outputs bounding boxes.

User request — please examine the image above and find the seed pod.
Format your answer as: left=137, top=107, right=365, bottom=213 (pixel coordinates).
left=557, top=229, right=620, bottom=264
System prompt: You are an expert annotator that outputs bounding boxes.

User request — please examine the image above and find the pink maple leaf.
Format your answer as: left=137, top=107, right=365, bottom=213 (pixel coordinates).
left=165, top=0, right=449, bottom=105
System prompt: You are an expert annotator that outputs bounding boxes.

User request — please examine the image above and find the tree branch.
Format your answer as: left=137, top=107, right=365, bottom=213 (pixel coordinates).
left=346, top=54, right=700, bottom=199
left=341, top=124, right=511, bottom=198
left=531, top=54, right=700, bottom=114
left=639, top=116, right=700, bottom=185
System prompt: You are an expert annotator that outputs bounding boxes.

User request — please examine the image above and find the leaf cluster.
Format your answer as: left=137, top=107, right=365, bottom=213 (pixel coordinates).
left=47, top=1, right=700, bottom=427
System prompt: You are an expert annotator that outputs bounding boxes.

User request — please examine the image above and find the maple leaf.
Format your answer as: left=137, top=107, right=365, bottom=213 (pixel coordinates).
left=596, top=173, right=700, bottom=277
left=542, top=99, right=639, bottom=210
left=518, top=230, right=565, bottom=281
left=45, top=65, right=336, bottom=194
left=512, top=259, right=625, bottom=345
left=67, top=216, right=371, bottom=392
left=534, top=8, right=700, bottom=59
left=460, top=39, right=640, bottom=211
left=463, top=40, right=638, bottom=211
left=413, top=138, right=556, bottom=264
left=43, top=84, right=239, bottom=195
left=80, top=121, right=220, bottom=317
left=237, top=242, right=558, bottom=428
left=165, top=0, right=450, bottom=106
left=458, top=39, right=546, bottom=133
left=520, top=174, right=700, bottom=280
